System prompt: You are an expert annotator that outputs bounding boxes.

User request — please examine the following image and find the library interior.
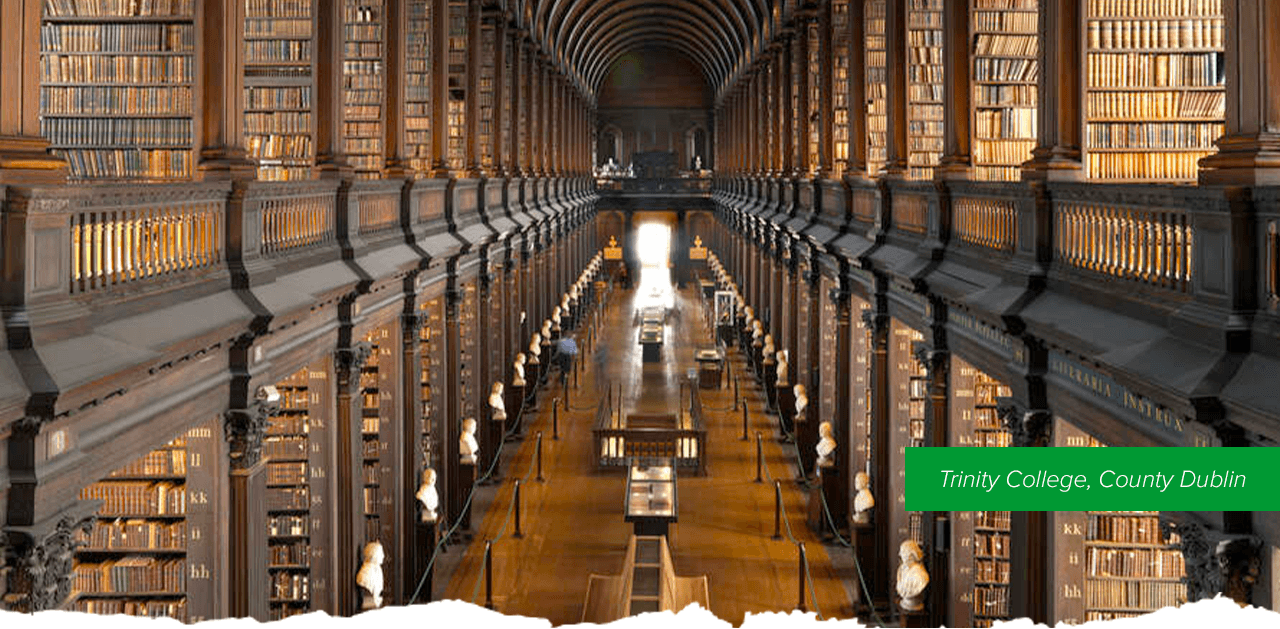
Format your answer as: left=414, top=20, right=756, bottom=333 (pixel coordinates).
left=1, top=0, right=1279, bottom=626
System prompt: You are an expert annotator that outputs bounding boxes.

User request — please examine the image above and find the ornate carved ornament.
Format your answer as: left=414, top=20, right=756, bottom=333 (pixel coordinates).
left=995, top=398, right=1052, bottom=447
left=6, top=515, right=94, bottom=612
left=859, top=308, right=886, bottom=336
left=224, top=387, right=283, bottom=470
left=1164, top=520, right=1263, bottom=606
left=911, top=342, right=948, bottom=382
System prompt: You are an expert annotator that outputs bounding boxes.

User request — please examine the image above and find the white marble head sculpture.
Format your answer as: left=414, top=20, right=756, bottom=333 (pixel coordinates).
left=357, top=541, right=386, bottom=609
left=513, top=353, right=527, bottom=386
left=489, top=382, right=506, bottom=417
left=460, top=418, right=479, bottom=464
left=416, top=468, right=439, bottom=522
left=896, top=540, right=929, bottom=612
left=529, top=333, right=542, bottom=359
left=854, top=471, right=874, bottom=523
left=775, top=350, right=788, bottom=383
left=816, top=420, right=836, bottom=470
left=794, top=384, right=808, bottom=413
left=541, top=319, right=552, bottom=337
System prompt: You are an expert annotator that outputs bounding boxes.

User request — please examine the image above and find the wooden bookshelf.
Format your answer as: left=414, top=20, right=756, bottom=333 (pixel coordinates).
left=39, top=0, right=196, bottom=181
left=446, top=0, right=467, bottom=171
left=74, top=434, right=193, bottom=620
left=906, top=0, right=943, bottom=180
left=343, top=0, right=386, bottom=179
left=419, top=297, right=446, bottom=472
left=478, top=18, right=496, bottom=171
left=405, top=0, right=432, bottom=173
left=970, top=0, right=1038, bottom=182
left=806, top=19, right=822, bottom=173
left=865, top=0, right=886, bottom=176
left=832, top=0, right=851, bottom=176
left=888, top=321, right=925, bottom=553
left=265, top=367, right=313, bottom=620
left=1083, top=0, right=1226, bottom=181
left=361, top=324, right=397, bottom=545
left=458, top=281, right=479, bottom=425
left=244, top=0, right=315, bottom=181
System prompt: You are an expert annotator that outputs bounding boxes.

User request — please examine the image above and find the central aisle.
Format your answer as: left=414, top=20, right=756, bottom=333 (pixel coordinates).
left=440, top=283, right=854, bottom=625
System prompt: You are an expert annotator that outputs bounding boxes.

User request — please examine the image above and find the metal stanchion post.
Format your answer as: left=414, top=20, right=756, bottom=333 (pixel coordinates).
left=741, top=403, right=749, bottom=441
left=755, top=432, right=764, bottom=482
left=797, top=542, right=807, bottom=612
left=773, top=480, right=783, bottom=541
left=484, top=540, right=494, bottom=610
left=552, top=398, right=559, bottom=440
left=512, top=480, right=523, bottom=539
left=733, top=376, right=740, bottom=411
left=535, top=431, right=545, bottom=482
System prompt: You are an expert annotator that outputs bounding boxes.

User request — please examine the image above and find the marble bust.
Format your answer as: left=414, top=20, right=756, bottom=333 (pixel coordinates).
left=853, top=471, right=874, bottom=524
left=794, top=384, right=808, bottom=415
left=416, top=468, right=438, bottom=523
left=815, top=420, right=836, bottom=470
left=460, top=418, right=479, bottom=465
left=529, top=333, right=542, bottom=363
left=762, top=336, right=776, bottom=365
left=356, top=541, right=386, bottom=610
left=489, top=382, right=506, bottom=420
left=512, top=353, right=527, bottom=387
left=896, top=539, right=930, bottom=612
left=775, top=350, right=789, bottom=386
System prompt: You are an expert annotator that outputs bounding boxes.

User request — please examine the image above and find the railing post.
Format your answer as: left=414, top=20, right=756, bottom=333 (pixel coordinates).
left=733, top=374, right=740, bottom=409
left=773, top=479, right=783, bottom=541
left=797, top=541, right=807, bottom=612
left=512, top=479, right=523, bottom=538
left=484, top=540, right=494, bottom=610
left=536, top=431, right=545, bottom=482
left=741, top=402, right=749, bottom=441
left=552, top=398, right=559, bottom=440
left=755, top=431, right=764, bottom=482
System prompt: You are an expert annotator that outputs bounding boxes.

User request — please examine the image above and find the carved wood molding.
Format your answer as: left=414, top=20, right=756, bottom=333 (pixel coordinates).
left=1164, top=520, right=1263, bottom=606
left=996, top=398, right=1052, bottom=448
left=5, top=515, right=94, bottom=612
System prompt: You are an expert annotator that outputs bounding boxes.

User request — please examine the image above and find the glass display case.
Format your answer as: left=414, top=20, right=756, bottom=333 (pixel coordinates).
left=624, top=461, right=678, bottom=536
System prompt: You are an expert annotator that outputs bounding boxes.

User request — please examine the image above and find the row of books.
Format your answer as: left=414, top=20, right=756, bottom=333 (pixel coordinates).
left=975, top=531, right=1010, bottom=558
left=1085, top=579, right=1185, bottom=610
left=345, top=42, right=383, bottom=59
left=40, top=23, right=192, bottom=53
left=44, top=0, right=195, bottom=17
left=80, top=481, right=186, bottom=516
left=1087, top=90, right=1224, bottom=119
left=1087, top=546, right=1186, bottom=578
left=271, top=572, right=310, bottom=601
left=73, top=598, right=186, bottom=620
left=1087, top=0, right=1221, bottom=17
left=1087, top=122, right=1222, bottom=149
left=346, top=5, right=381, bottom=22
left=267, top=462, right=307, bottom=486
left=972, top=11, right=1037, bottom=34
left=974, top=84, right=1036, bottom=107
left=43, top=118, right=189, bottom=149
left=1089, top=513, right=1166, bottom=544
left=42, top=54, right=192, bottom=84
left=973, top=585, right=1010, bottom=616
left=974, top=407, right=1004, bottom=430
left=1088, top=18, right=1223, bottom=50
left=245, top=18, right=311, bottom=38
left=268, top=515, right=309, bottom=537
left=269, top=541, right=310, bottom=566
left=345, top=25, right=383, bottom=42
left=265, top=437, right=307, bottom=463
left=107, top=447, right=187, bottom=478
left=41, top=85, right=193, bottom=115
left=975, top=58, right=1039, bottom=83
left=974, top=34, right=1037, bottom=57
left=1086, top=51, right=1225, bottom=88
left=975, top=109, right=1037, bottom=137
left=275, top=387, right=315, bottom=411
left=246, top=0, right=311, bottom=18
left=266, top=416, right=311, bottom=436
left=245, top=40, right=312, bottom=64
left=1086, top=150, right=1211, bottom=180
left=74, top=557, right=185, bottom=594
left=246, top=135, right=313, bottom=160
left=975, top=510, right=1012, bottom=529
left=976, top=557, right=1011, bottom=583
left=78, top=519, right=186, bottom=551
left=266, top=486, right=310, bottom=512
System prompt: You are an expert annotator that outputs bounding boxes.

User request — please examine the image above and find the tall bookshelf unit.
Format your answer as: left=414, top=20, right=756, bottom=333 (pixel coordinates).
left=1083, top=0, right=1226, bottom=181
left=806, top=18, right=822, bottom=173
left=865, top=0, right=886, bottom=176
left=264, top=367, right=314, bottom=620
left=243, top=0, right=315, bottom=181
left=418, top=296, right=446, bottom=477
left=446, top=0, right=467, bottom=170
left=500, top=32, right=513, bottom=169
left=342, top=1, right=386, bottom=178
left=73, top=437, right=190, bottom=619
left=458, top=281, right=479, bottom=426
left=405, top=0, right=432, bottom=172
left=888, top=321, right=925, bottom=554
left=906, top=0, right=943, bottom=180
left=39, top=0, right=196, bottom=181
left=360, top=324, right=397, bottom=546
left=906, top=336, right=928, bottom=544
left=971, top=0, right=1039, bottom=182
left=478, top=19, right=496, bottom=171
left=832, top=0, right=851, bottom=175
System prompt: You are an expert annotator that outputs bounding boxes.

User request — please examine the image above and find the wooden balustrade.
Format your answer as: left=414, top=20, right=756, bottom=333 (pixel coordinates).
left=357, top=191, right=401, bottom=236
left=1053, top=200, right=1192, bottom=292
left=952, top=196, right=1017, bottom=252
left=69, top=194, right=225, bottom=294
left=259, top=189, right=336, bottom=256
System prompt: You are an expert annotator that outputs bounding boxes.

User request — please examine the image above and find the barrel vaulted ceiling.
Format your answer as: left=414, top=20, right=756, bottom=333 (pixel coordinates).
left=511, top=0, right=787, bottom=104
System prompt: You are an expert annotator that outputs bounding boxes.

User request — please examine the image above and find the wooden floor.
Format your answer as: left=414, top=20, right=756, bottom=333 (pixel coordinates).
left=440, top=279, right=855, bottom=625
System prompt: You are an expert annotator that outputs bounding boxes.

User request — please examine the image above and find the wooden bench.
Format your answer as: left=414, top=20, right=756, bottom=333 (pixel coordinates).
left=581, top=535, right=709, bottom=623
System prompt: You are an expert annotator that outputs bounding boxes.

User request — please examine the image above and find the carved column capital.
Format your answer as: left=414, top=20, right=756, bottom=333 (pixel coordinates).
left=5, top=515, right=94, bottom=612
left=911, top=342, right=948, bottom=382
left=224, top=388, right=283, bottom=469
left=1167, top=521, right=1263, bottom=605
left=336, top=342, right=374, bottom=391
left=996, top=398, right=1051, bottom=447
left=860, top=308, right=887, bottom=337
left=403, top=312, right=427, bottom=339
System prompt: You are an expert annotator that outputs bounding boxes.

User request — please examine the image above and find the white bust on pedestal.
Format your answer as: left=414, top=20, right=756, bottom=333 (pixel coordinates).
left=896, top=539, right=930, bottom=612
left=460, top=418, right=479, bottom=465
left=853, top=471, right=874, bottom=524
left=794, top=384, right=808, bottom=415
left=815, top=420, right=836, bottom=471
left=541, top=319, right=552, bottom=340
left=775, top=351, right=789, bottom=386
left=416, top=468, right=439, bottom=523
left=513, top=353, right=527, bottom=387
left=356, top=541, right=386, bottom=610
left=762, top=336, right=776, bottom=364
left=489, top=382, right=506, bottom=420
left=529, top=333, right=542, bottom=364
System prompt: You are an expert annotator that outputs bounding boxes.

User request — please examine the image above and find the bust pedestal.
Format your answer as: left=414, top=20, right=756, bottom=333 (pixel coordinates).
left=484, top=409, right=506, bottom=484
left=505, top=385, right=526, bottom=440
left=899, top=608, right=928, bottom=628
left=540, top=342, right=553, bottom=382
left=526, top=362, right=541, bottom=407
left=851, top=521, right=878, bottom=614
left=413, top=518, right=437, bottom=603
left=457, top=461, right=476, bottom=533
left=360, top=589, right=382, bottom=611
left=763, top=363, right=779, bottom=414
left=806, top=465, right=840, bottom=538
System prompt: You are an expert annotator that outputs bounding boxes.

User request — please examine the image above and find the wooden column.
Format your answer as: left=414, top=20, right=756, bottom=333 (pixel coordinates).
left=864, top=309, right=892, bottom=607
left=314, top=0, right=351, bottom=177
left=829, top=280, right=853, bottom=527
left=513, top=33, right=528, bottom=176
left=817, top=0, right=835, bottom=179
left=430, top=0, right=451, bottom=175
left=936, top=0, right=971, bottom=179
left=0, top=0, right=66, bottom=183
left=1199, top=0, right=1280, bottom=185
left=795, top=14, right=814, bottom=177
left=1022, top=0, right=1083, bottom=181
left=490, top=10, right=506, bottom=176
left=384, top=0, right=409, bottom=176
left=195, top=0, right=254, bottom=180
left=883, top=0, right=908, bottom=176
left=465, top=0, right=482, bottom=177
left=845, top=0, right=868, bottom=178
